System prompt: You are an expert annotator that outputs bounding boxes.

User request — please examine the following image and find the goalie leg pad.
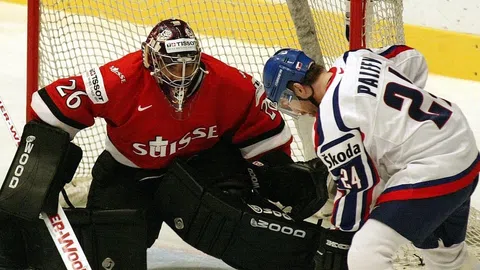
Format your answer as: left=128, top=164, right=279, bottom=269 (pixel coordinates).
left=223, top=194, right=321, bottom=270
left=0, top=214, right=28, bottom=269
left=87, top=150, right=164, bottom=248
left=155, top=158, right=322, bottom=270
left=23, top=208, right=148, bottom=270
left=153, top=159, right=242, bottom=257
left=0, top=120, right=82, bottom=220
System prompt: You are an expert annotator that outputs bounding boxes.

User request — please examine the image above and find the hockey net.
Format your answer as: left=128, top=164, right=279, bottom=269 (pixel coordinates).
left=26, top=0, right=480, bottom=268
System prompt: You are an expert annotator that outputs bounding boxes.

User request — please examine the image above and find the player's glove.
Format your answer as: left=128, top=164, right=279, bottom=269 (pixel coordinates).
left=252, top=152, right=329, bottom=221
left=155, top=141, right=323, bottom=270
left=315, top=227, right=355, bottom=270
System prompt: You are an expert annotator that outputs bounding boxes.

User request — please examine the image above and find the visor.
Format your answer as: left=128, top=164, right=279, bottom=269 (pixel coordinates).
left=276, top=88, right=311, bottom=118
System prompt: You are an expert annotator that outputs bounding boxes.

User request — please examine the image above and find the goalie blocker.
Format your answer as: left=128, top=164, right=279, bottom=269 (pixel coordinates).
left=0, top=120, right=82, bottom=220
left=154, top=156, right=323, bottom=270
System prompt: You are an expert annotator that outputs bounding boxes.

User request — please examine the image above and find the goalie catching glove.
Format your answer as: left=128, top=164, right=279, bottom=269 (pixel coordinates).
left=252, top=152, right=330, bottom=220
left=0, top=120, right=82, bottom=220
left=152, top=139, right=325, bottom=269
left=172, top=138, right=330, bottom=220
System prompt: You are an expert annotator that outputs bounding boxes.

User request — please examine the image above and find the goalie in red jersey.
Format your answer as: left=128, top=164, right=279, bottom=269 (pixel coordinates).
left=0, top=18, right=329, bottom=269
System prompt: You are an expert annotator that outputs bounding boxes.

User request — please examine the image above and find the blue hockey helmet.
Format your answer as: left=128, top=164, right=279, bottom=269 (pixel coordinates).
left=262, top=48, right=314, bottom=103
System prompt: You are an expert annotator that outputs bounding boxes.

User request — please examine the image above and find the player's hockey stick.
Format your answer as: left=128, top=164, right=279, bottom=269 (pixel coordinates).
left=0, top=97, right=91, bottom=270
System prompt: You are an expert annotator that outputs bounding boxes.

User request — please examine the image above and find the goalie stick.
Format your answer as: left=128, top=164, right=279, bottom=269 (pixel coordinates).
left=0, top=97, right=91, bottom=270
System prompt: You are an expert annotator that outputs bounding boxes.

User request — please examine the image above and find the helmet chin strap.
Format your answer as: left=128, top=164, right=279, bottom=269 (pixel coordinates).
left=296, top=85, right=319, bottom=107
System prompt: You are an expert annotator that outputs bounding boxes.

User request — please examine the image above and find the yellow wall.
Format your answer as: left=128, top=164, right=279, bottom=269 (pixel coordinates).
left=405, top=25, right=480, bottom=82
left=7, top=0, right=480, bottom=81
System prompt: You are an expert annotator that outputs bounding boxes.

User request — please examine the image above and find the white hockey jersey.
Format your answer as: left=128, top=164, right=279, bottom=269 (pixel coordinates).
left=314, top=46, right=480, bottom=232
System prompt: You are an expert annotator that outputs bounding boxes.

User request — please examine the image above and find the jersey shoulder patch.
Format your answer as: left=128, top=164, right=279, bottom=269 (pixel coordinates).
left=82, top=67, right=108, bottom=104
left=319, top=133, right=364, bottom=170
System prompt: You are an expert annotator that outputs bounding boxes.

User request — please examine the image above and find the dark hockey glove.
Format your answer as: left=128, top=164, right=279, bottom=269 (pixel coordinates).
left=315, top=227, right=355, bottom=270
left=155, top=154, right=322, bottom=270
left=251, top=152, right=329, bottom=221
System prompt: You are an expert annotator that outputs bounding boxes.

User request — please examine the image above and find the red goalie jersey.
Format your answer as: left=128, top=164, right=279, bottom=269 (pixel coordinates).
left=31, top=51, right=292, bottom=169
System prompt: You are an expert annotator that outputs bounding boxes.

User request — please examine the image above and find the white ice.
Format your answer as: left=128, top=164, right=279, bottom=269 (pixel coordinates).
left=0, top=2, right=479, bottom=269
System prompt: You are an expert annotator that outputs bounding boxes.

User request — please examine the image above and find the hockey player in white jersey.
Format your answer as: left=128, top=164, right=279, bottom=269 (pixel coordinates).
left=262, top=45, right=480, bottom=270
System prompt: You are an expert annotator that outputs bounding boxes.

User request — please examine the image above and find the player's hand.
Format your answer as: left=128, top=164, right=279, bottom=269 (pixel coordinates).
left=315, top=227, right=354, bottom=270
left=288, top=159, right=330, bottom=220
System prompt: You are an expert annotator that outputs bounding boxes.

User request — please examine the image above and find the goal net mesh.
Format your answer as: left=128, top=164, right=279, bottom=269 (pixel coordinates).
left=29, top=0, right=480, bottom=267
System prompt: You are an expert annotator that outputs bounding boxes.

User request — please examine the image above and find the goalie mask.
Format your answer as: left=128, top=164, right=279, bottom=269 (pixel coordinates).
left=143, top=19, right=202, bottom=113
